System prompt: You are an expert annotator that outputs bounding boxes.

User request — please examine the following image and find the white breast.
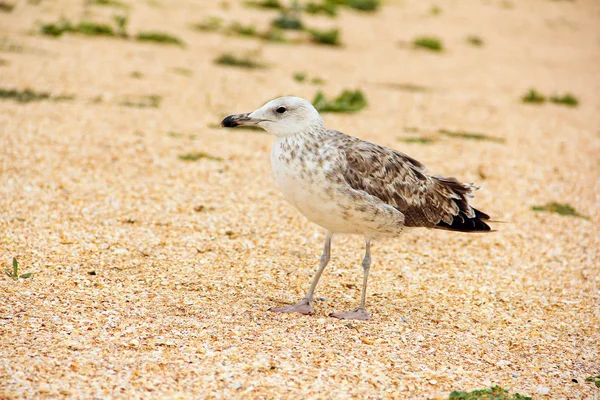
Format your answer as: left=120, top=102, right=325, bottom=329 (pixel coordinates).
left=270, top=137, right=372, bottom=234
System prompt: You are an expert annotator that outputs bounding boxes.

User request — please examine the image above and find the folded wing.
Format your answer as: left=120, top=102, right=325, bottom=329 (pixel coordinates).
left=341, top=140, right=491, bottom=232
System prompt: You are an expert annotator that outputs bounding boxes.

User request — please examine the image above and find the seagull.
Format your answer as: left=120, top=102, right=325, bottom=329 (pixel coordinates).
left=221, top=96, right=491, bottom=320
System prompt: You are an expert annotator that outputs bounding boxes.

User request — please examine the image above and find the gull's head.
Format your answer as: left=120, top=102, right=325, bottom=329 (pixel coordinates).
left=221, top=96, right=324, bottom=137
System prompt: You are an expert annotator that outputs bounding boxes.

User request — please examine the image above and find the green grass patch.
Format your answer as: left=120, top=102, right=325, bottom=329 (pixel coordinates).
left=215, top=53, right=264, bottom=69
left=5, top=258, right=33, bottom=280
left=90, top=0, right=129, bottom=9
left=521, top=88, right=545, bottom=104
left=449, top=385, right=532, bottom=400
left=244, top=0, right=283, bottom=9
left=398, top=136, right=436, bottom=144
left=40, top=16, right=183, bottom=46
left=0, top=87, right=74, bottom=103
left=550, top=93, right=578, bottom=107
left=438, top=129, right=505, bottom=143
left=305, top=1, right=337, bottom=16
left=272, top=12, right=304, bottom=30
left=39, top=16, right=129, bottom=38
left=429, top=5, right=441, bottom=15
left=413, top=35, right=443, bottom=52
left=120, top=94, right=162, bottom=108
left=136, top=31, right=184, bottom=46
left=294, top=72, right=325, bottom=85
left=307, top=28, right=340, bottom=46
left=228, top=22, right=257, bottom=36
left=467, top=35, right=484, bottom=46
left=585, top=375, right=600, bottom=388
left=193, top=16, right=224, bottom=32
left=531, top=202, right=588, bottom=219
left=293, top=72, right=306, bottom=82
left=178, top=152, right=223, bottom=162
left=333, top=0, right=379, bottom=11
left=260, top=29, right=288, bottom=42
left=40, top=19, right=117, bottom=37
left=312, top=89, right=367, bottom=113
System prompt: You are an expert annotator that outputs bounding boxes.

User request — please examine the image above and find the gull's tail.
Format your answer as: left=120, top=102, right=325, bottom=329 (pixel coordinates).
left=431, top=177, right=492, bottom=233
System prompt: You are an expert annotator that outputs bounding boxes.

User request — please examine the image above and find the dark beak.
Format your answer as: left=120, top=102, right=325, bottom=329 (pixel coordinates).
left=221, top=113, right=256, bottom=128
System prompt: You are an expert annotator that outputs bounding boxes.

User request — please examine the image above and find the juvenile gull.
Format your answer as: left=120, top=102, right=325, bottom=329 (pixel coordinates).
left=221, top=96, right=491, bottom=320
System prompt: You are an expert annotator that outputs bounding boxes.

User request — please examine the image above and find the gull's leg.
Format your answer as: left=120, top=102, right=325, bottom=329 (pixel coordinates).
left=269, top=231, right=332, bottom=315
left=330, top=238, right=371, bottom=321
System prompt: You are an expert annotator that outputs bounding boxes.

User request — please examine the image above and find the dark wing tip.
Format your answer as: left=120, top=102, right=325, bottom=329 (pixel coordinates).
left=434, top=208, right=492, bottom=233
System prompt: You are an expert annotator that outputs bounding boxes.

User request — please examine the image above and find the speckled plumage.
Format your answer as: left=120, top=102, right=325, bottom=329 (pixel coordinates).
left=222, top=96, right=491, bottom=320
left=271, top=128, right=490, bottom=239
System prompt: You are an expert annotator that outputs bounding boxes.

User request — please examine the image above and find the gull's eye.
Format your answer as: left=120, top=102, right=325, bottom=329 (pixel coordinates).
left=276, top=106, right=287, bottom=114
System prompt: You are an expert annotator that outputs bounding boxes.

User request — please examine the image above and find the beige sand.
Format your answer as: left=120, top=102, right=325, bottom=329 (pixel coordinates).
left=1, top=0, right=599, bottom=398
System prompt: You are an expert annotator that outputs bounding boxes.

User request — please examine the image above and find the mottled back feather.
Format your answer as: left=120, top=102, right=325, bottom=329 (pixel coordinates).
left=335, top=133, right=491, bottom=232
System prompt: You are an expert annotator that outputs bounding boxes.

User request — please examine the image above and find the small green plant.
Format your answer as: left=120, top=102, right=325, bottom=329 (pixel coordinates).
left=429, top=5, right=441, bottom=15
left=272, top=12, right=304, bottom=30
left=215, top=53, right=264, bottom=69
left=312, top=89, right=367, bottom=113
left=40, top=17, right=128, bottom=38
left=585, top=375, right=600, bottom=388
left=413, top=35, right=443, bottom=52
left=113, top=15, right=128, bottom=37
left=521, top=88, right=545, bottom=104
left=294, top=72, right=325, bottom=85
left=305, top=1, right=337, bottom=16
left=178, top=152, right=223, bottom=162
left=193, top=16, right=224, bottom=32
left=0, top=87, right=74, bottom=102
left=334, top=0, right=379, bottom=11
left=136, top=31, right=184, bottom=46
left=398, top=136, right=436, bottom=144
left=438, top=129, right=505, bottom=143
left=307, top=28, right=340, bottom=46
left=532, top=202, right=588, bottom=219
left=261, top=29, right=287, bottom=42
left=293, top=72, right=306, bottom=82
left=449, top=385, right=532, bottom=400
left=549, top=93, right=578, bottom=107
left=90, top=0, right=129, bottom=9
left=467, top=35, right=484, bottom=46
left=5, top=258, right=33, bottom=279
left=228, top=22, right=257, bottom=37
left=121, top=94, right=162, bottom=108
left=130, top=71, right=143, bottom=79
left=244, top=0, right=283, bottom=9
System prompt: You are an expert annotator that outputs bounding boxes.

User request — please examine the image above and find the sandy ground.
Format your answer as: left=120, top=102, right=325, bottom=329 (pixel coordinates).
left=1, top=0, right=599, bottom=398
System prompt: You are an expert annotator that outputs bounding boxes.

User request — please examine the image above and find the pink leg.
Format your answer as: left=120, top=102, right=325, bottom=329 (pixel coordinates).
left=270, top=232, right=332, bottom=317
left=329, top=238, right=372, bottom=321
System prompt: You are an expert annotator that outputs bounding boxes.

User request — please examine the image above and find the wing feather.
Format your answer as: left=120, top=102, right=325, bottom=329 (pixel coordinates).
left=339, top=139, right=490, bottom=231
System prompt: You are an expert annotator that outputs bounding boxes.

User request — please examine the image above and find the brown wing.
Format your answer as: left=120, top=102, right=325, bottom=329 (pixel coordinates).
left=341, top=140, right=490, bottom=231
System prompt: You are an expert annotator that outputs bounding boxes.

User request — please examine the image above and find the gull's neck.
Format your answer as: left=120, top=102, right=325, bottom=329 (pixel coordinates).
left=274, top=123, right=327, bottom=144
